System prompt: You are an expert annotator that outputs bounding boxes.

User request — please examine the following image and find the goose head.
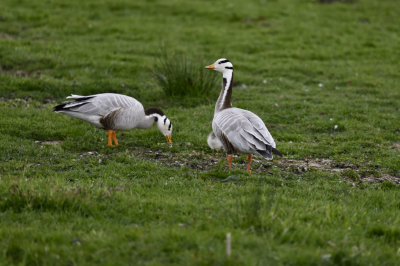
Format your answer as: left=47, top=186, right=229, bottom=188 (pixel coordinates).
left=205, top=58, right=233, bottom=73
left=156, top=115, right=173, bottom=144
left=145, top=107, right=172, bottom=144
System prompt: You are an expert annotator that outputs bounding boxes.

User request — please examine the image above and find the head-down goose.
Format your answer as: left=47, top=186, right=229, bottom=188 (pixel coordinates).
left=205, top=59, right=282, bottom=173
left=53, top=93, right=172, bottom=146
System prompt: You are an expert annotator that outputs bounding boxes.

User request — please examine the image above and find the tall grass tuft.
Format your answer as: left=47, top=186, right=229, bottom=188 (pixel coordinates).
left=148, top=50, right=220, bottom=98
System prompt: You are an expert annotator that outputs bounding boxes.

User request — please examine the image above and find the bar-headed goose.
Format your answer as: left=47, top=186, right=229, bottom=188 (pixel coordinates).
left=205, top=59, right=282, bottom=173
left=207, top=131, right=223, bottom=150
left=53, top=93, right=172, bottom=146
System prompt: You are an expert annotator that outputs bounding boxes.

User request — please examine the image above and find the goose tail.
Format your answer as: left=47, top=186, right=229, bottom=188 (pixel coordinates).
left=272, top=148, right=283, bottom=157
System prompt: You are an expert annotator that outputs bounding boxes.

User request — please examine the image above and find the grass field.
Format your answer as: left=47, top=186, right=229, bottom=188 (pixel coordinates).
left=1, top=0, right=400, bottom=265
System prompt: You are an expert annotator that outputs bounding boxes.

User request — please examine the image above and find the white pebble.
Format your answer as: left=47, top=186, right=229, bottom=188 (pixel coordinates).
left=322, top=254, right=331, bottom=260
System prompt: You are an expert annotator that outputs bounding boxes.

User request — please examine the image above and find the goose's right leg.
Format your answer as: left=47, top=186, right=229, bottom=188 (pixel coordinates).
left=247, top=154, right=252, bottom=173
left=107, top=130, right=113, bottom=146
left=112, top=132, right=119, bottom=146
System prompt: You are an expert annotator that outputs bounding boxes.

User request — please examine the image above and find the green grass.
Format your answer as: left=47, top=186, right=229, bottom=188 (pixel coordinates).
left=148, top=49, right=220, bottom=101
left=1, top=0, right=400, bottom=265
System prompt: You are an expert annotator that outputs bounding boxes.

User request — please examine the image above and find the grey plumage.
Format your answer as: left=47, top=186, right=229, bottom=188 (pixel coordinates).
left=213, top=108, right=277, bottom=159
left=206, top=58, right=282, bottom=163
left=54, top=93, right=146, bottom=130
left=207, top=131, right=223, bottom=150
left=53, top=93, right=173, bottom=146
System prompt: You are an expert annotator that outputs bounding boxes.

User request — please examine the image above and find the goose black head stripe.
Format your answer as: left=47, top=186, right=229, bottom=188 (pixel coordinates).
left=219, top=59, right=231, bottom=64
left=144, top=107, right=165, bottom=117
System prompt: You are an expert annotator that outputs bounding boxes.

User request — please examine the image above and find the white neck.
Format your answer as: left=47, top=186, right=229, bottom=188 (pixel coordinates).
left=136, top=114, right=157, bottom=129
left=215, top=70, right=233, bottom=113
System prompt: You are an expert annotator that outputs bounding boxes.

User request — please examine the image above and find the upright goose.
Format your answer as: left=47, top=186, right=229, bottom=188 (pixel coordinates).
left=205, top=59, right=282, bottom=173
left=53, top=93, right=172, bottom=146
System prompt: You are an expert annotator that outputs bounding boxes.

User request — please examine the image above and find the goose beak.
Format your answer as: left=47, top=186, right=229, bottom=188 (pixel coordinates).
left=205, top=64, right=215, bottom=69
left=165, top=135, right=172, bottom=144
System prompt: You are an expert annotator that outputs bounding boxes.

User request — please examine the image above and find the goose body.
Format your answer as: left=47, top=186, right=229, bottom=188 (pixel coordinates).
left=205, top=59, right=282, bottom=172
left=53, top=93, right=172, bottom=146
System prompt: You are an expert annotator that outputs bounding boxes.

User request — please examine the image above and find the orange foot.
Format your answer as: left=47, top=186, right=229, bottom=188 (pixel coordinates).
left=108, top=130, right=113, bottom=146
left=107, top=130, right=119, bottom=146
left=247, top=154, right=252, bottom=173
left=112, top=132, right=119, bottom=146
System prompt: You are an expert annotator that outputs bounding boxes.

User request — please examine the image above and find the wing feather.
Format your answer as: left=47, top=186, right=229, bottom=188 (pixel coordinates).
left=213, top=108, right=277, bottom=157
left=63, top=93, right=141, bottom=116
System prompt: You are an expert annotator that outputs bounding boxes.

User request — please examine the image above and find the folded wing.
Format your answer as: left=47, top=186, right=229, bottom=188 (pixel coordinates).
left=56, top=93, right=141, bottom=116
left=213, top=108, right=276, bottom=159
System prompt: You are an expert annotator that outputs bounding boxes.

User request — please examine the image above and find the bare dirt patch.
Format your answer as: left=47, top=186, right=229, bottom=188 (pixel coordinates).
left=392, top=143, right=400, bottom=151
left=61, top=145, right=398, bottom=184
left=361, top=174, right=400, bottom=184
left=117, top=148, right=399, bottom=184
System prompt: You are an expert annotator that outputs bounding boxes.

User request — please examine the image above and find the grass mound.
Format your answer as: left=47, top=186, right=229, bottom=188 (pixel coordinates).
left=148, top=49, right=219, bottom=100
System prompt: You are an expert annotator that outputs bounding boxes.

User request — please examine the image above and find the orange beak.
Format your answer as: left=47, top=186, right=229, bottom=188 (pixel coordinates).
left=165, top=135, right=172, bottom=144
left=205, top=64, right=215, bottom=69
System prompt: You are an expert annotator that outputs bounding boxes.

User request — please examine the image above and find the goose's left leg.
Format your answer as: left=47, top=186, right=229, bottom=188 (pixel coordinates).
left=247, top=154, right=252, bottom=173
left=112, top=132, right=119, bottom=146
left=228, top=155, right=233, bottom=170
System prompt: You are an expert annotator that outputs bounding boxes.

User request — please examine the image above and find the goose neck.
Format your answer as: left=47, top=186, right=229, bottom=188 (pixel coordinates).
left=215, top=70, right=233, bottom=113
left=136, top=114, right=156, bottom=129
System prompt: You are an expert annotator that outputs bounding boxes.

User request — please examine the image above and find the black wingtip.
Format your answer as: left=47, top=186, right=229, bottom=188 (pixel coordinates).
left=53, top=103, right=67, bottom=112
left=256, top=149, right=273, bottom=160
left=272, top=148, right=283, bottom=157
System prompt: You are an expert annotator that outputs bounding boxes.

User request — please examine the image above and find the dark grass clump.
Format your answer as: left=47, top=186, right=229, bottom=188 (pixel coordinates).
left=341, top=169, right=360, bottom=182
left=148, top=50, right=219, bottom=99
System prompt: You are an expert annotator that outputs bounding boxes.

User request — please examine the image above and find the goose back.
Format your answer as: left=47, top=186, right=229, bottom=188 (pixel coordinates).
left=213, top=107, right=276, bottom=158
left=55, top=93, right=145, bottom=130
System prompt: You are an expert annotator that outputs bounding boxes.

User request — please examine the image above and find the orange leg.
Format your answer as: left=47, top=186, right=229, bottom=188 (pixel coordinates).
left=107, top=130, right=113, bottom=146
left=228, top=155, right=233, bottom=170
left=247, top=154, right=253, bottom=173
left=112, top=132, right=119, bottom=146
